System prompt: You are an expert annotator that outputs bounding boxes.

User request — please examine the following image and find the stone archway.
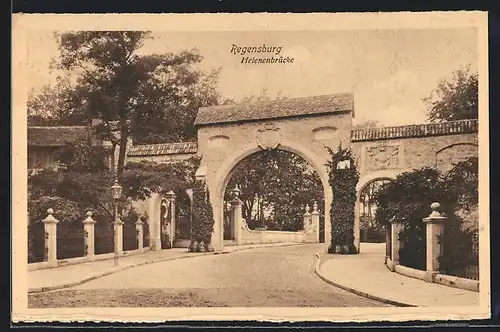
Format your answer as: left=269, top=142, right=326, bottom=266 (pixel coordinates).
left=354, top=169, right=407, bottom=252
left=193, top=93, right=355, bottom=252
left=213, top=140, right=332, bottom=251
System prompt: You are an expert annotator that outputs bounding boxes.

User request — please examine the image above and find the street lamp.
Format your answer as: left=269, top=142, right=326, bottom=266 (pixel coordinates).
left=110, top=179, right=123, bottom=266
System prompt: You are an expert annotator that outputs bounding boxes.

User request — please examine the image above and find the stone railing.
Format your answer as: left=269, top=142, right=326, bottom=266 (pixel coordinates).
left=351, top=119, right=478, bottom=142
left=385, top=202, right=479, bottom=292
left=236, top=202, right=320, bottom=245
left=28, top=208, right=151, bottom=271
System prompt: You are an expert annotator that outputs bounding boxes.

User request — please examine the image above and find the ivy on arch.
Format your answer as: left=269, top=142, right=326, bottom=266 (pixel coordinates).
left=326, top=145, right=359, bottom=254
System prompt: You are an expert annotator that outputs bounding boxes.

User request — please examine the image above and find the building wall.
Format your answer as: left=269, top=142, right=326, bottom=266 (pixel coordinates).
left=28, top=147, right=61, bottom=171
left=352, top=133, right=478, bottom=191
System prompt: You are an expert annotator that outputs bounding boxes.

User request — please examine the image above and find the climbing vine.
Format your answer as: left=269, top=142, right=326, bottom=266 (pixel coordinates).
left=326, top=145, right=359, bottom=254
left=188, top=179, right=215, bottom=252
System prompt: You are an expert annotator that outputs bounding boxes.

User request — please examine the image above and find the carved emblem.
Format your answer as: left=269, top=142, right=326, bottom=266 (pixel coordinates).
left=255, top=123, right=283, bottom=150
left=366, top=141, right=399, bottom=170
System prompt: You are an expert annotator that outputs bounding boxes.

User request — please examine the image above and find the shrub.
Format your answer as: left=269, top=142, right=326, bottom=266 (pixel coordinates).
left=372, top=157, right=478, bottom=273
left=188, top=179, right=215, bottom=252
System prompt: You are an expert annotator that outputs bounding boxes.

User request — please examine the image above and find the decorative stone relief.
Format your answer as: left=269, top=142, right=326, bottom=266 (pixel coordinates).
left=255, top=123, right=283, bottom=150
left=365, top=141, right=400, bottom=170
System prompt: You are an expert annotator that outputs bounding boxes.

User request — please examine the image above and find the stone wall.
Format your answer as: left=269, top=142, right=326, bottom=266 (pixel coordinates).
left=353, top=120, right=478, bottom=191
left=239, top=219, right=318, bottom=245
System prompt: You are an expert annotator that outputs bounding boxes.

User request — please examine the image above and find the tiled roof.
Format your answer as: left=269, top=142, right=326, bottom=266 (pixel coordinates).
left=351, top=119, right=478, bottom=142
left=194, top=93, right=354, bottom=126
left=127, top=142, right=198, bottom=157
left=28, top=126, right=90, bottom=147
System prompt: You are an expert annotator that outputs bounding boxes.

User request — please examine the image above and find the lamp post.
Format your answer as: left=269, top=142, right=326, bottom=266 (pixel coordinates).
left=111, top=179, right=123, bottom=266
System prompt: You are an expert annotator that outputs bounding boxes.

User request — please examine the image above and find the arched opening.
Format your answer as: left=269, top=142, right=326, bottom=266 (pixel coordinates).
left=221, top=149, right=326, bottom=246
left=358, top=178, right=392, bottom=243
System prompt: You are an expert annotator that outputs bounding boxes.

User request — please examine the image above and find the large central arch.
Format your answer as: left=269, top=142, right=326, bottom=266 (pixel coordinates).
left=193, top=93, right=355, bottom=252
left=214, top=139, right=332, bottom=250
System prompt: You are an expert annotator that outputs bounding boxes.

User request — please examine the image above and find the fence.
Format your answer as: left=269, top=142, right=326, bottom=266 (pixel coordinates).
left=28, top=221, right=45, bottom=263
left=57, top=222, right=86, bottom=260
left=123, top=222, right=138, bottom=251
left=28, top=208, right=152, bottom=269
left=386, top=202, right=479, bottom=292
left=398, top=226, right=427, bottom=271
left=95, top=220, right=115, bottom=255
left=438, top=225, right=479, bottom=280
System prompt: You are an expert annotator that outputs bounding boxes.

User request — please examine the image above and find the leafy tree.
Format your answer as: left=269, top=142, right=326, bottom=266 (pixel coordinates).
left=57, top=141, right=109, bottom=173
left=225, top=150, right=323, bottom=232
left=29, top=31, right=220, bottom=181
left=352, top=120, right=380, bottom=130
left=423, top=67, right=478, bottom=122
left=326, top=146, right=359, bottom=254
left=372, top=161, right=478, bottom=271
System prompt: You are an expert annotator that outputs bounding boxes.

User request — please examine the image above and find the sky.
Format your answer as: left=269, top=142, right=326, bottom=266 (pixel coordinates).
left=26, top=28, right=478, bottom=126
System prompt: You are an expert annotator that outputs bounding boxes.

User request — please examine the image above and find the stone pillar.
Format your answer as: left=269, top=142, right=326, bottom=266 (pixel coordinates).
left=148, top=193, right=161, bottom=251
left=114, top=215, right=124, bottom=255
left=135, top=217, right=144, bottom=253
left=303, top=204, right=311, bottom=231
left=390, top=221, right=402, bottom=268
left=423, top=202, right=448, bottom=283
left=231, top=187, right=243, bottom=246
left=311, top=201, right=320, bottom=242
left=83, top=211, right=96, bottom=260
left=165, top=190, right=177, bottom=248
left=43, top=208, right=59, bottom=267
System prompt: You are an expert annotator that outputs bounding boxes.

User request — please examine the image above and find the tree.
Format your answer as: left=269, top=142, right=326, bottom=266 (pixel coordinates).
left=352, top=120, right=380, bottom=130
left=423, top=67, right=478, bottom=122
left=225, top=149, right=323, bottom=232
left=29, top=31, right=220, bottom=181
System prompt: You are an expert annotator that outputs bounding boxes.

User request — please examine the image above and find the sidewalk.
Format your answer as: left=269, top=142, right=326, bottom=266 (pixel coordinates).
left=315, top=243, right=480, bottom=307
left=28, top=242, right=303, bottom=293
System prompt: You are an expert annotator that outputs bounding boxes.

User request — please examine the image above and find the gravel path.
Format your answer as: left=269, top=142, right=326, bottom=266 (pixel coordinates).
left=29, top=244, right=392, bottom=307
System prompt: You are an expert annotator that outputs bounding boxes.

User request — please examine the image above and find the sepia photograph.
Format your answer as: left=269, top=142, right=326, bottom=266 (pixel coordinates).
left=12, top=12, right=490, bottom=323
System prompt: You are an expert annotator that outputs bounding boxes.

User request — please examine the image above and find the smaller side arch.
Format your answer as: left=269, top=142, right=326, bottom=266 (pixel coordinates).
left=434, top=142, right=478, bottom=170
left=354, top=169, right=404, bottom=253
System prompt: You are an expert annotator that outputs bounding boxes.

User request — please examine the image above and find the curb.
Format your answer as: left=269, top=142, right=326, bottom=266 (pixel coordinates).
left=313, top=253, right=417, bottom=307
left=29, top=242, right=307, bottom=294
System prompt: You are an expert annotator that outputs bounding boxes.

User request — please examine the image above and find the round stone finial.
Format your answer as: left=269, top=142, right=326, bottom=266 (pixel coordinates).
left=86, top=211, right=93, bottom=217
left=305, top=204, right=310, bottom=213
left=47, top=208, right=54, bottom=214
left=430, top=202, right=440, bottom=211
left=231, top=186, right=241, bottom=200
left=313, top=201, right=318, bottom=212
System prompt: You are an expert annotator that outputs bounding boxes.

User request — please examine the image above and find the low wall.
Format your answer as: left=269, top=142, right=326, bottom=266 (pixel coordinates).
left=385, top=258, right=479, bottom=292
left=239, top=220, right=318, bottom=245
left=28, top=247, right=151, bottom=271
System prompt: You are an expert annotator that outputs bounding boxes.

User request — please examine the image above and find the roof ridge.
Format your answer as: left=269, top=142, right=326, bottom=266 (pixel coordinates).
left=200, top=92, right=352, bottom=110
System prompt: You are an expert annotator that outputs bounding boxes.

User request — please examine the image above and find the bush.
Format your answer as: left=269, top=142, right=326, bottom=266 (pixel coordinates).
left=372, top=157, right=478, bottom=272
left=188, top=179, right=215, bottom=252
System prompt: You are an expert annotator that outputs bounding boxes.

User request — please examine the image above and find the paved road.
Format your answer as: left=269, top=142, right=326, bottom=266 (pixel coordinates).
left=29, top=244, right=392, bottom=307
